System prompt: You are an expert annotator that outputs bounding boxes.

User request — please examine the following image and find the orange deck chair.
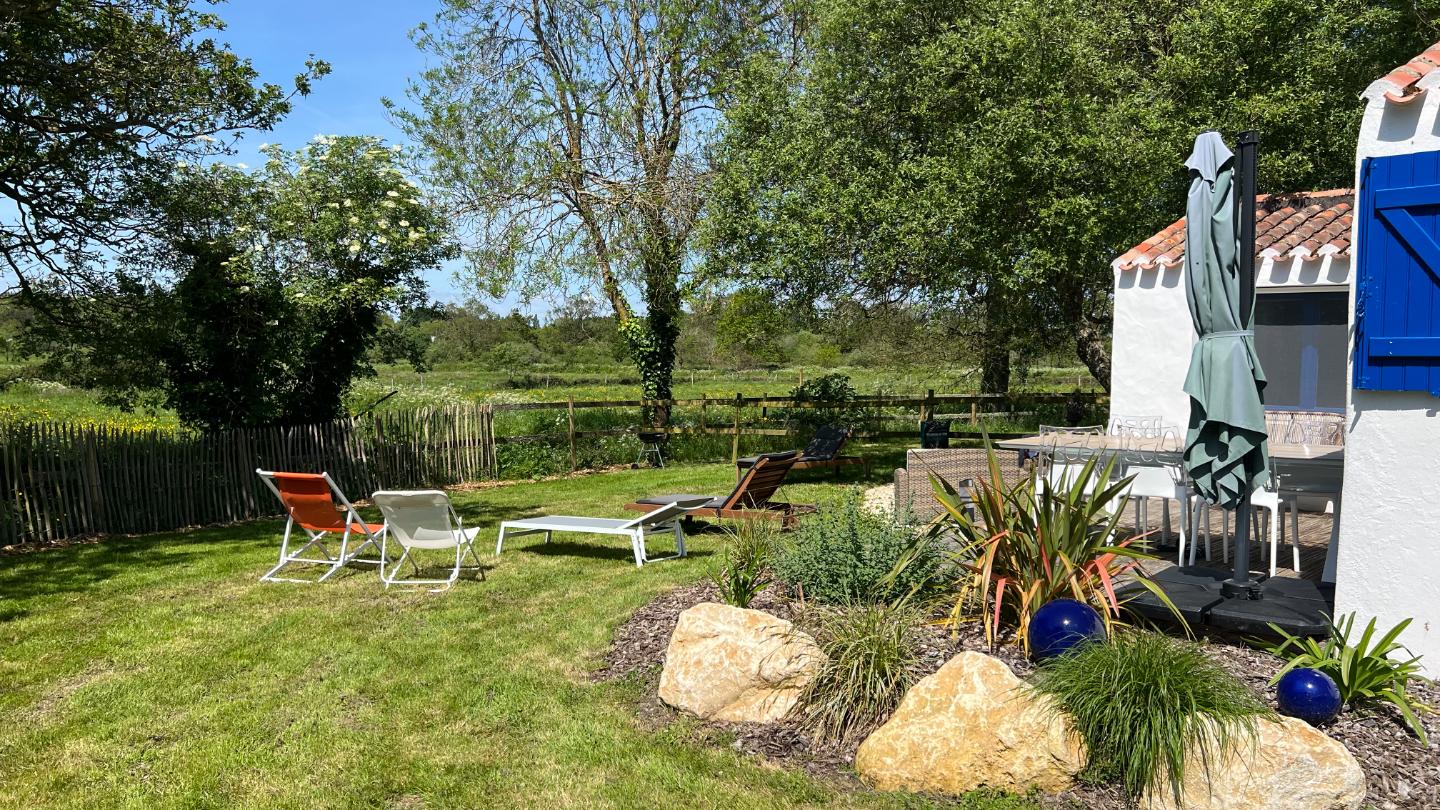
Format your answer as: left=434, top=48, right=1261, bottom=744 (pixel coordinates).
left=256, top=470, right=387, bottom=583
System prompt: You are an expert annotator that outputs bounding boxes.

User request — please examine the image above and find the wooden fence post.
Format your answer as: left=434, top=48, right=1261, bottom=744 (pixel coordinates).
left=920, top=388, right=935, bottom=422
left=731, top=393, right=743, bottom=464
left=971, top=402, right=979, bottom=425
left=566, top=396, right=577, bottom=471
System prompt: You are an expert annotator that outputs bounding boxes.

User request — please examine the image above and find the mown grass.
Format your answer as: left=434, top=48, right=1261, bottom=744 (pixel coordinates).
left=0, top=463, right=1041, bottom=809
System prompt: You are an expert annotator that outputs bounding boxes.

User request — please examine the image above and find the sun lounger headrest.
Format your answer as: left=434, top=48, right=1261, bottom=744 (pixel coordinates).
left=803, top=425, right=850, bottom=460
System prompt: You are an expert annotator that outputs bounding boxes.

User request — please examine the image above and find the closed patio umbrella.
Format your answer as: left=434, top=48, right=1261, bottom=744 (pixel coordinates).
left=1181, top=131, right=1269, bottom=545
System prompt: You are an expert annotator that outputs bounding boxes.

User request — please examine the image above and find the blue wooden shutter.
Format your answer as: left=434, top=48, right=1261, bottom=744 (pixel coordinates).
left=1355, top=152, right=1440, bottom=396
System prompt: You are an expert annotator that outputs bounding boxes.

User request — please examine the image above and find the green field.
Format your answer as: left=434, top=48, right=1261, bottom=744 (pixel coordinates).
left=0, top=463, right=1040, bottom=809
left=354, top=362, right=1102, bottom=408
left=0, top=362, right=1101, bottom=429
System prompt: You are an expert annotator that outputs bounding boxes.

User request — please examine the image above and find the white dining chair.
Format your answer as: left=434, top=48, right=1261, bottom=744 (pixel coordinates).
left=1189, top=467, right=1287, bottom=572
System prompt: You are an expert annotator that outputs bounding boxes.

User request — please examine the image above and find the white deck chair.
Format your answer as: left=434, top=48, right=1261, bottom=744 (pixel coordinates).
left=495, top=498, right=709, bottom=568
left=256, top=469, right=387, bottom=583
left=372, top=490, right=485, bottom=591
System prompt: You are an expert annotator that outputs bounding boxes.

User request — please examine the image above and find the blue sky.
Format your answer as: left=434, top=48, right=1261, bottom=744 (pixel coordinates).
left=218, top=0, right=531, bottom=312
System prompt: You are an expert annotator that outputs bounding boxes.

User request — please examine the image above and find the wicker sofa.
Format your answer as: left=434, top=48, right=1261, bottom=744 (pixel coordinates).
left=892, top=448, right=1030, bottom=524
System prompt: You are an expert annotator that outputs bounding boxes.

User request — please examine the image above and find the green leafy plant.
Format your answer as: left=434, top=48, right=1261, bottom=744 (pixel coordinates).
left=1263, top=613, right=1435, bottom=744
left=779, top=373, right=862, bottom=432
left=1032, top=631, right=1272, bottom=803
left=932, top=442, right=1179, bottom=652
left=789, top=600, right=924, bottom=743
left=773, top=489, right=943, bottom=604
left=710, top=522, right=777, bottom=609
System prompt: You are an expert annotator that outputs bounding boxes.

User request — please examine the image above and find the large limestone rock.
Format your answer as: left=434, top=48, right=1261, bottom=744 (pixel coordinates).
left=658, top=602, right=822, bottom=723
left=1140, top=716, right=1365, bottom=810
left=855, top=651, right=1085, bottom=795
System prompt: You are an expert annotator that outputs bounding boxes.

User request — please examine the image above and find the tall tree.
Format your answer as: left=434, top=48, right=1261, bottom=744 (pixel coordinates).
left=24, top=137, right=458, bottom=429
left=393, top=0, right=796, bottom=423
left=703, top=0, right=1439, bottom=391
left=0, top=0, right=328, bottom=304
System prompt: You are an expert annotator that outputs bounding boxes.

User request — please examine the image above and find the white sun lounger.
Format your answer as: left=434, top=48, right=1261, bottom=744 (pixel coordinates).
left=495, top=498, right=709, bottom=568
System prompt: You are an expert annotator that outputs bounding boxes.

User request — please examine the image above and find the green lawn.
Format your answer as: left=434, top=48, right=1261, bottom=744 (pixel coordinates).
left=0, top=463, right=1038, bottom=809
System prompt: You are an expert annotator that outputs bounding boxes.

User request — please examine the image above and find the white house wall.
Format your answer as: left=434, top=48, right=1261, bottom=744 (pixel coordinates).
left=1336, top=73, right=1440, bottom=677
left=1110, top=264, right=1195, bottom=432
left=1108, top=255, right=1351, bottom=435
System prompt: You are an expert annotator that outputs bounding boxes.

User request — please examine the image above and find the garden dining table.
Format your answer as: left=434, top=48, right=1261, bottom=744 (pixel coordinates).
left=996, top=434, right=1344, bottom=583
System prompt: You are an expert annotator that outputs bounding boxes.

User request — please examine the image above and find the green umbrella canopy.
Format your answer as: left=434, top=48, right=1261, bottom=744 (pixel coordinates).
left=1181, top=131, right=1269, bottom=510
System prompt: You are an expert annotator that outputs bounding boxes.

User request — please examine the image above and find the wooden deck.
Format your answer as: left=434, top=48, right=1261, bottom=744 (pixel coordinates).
left=1118, top=500, right=1334, bottom=584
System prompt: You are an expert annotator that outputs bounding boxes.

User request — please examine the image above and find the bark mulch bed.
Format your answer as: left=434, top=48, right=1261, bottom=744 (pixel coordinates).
left=596, top=582, right=1440, bottom=809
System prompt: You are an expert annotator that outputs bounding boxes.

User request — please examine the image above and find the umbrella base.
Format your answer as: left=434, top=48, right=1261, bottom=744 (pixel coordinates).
left=1121, top=566, right=1329, bottom=638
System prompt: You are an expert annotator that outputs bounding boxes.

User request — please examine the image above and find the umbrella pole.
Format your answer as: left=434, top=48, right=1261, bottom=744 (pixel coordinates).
left=1223, top=502, right=1256, bottom=597
left=1222, top=129, right=1262, bottom=600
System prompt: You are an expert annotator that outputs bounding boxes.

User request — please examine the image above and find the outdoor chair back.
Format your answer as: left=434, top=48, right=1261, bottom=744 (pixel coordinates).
left=618, top=498, right=707, bottom=530
left=255, top=469, right=385, bottom=583
left=371, top=489, right=483, bottom=590
left=266, top=471, right=354, bottom=532
left=373, top=490, right=466, bottom=550
left=920, top=419, right=951, bottom=449
left=724, top=450, right=800, bottom=508
left=803, top=425, right=850, bottom=461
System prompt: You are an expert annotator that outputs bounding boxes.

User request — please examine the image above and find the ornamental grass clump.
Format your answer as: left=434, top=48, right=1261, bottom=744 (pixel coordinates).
left=789, top=600, right=924, bottom=743
left=1031, top=631, right=1271, bottom=803
left=1264, top=613, right=1435, bottom=744
left=931, top=441, right=1179, bottom=653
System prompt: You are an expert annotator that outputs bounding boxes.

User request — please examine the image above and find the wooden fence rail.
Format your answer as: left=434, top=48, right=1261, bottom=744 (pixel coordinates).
left=491, top=390, right=1107, bottom=464
left=3, top=390, right=1103, bottom=545
left=0, top=405, right=495, bottom=546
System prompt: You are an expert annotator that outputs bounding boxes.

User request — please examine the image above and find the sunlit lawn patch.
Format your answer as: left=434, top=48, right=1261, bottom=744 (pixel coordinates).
left=0, top=463, right=1035, bottom=809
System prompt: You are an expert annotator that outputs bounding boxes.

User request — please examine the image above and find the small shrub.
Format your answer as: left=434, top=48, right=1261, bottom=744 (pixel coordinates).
left=933, top=442, right=1178, bottom=652
left=773, top=490, right=942, bottom=604
left=790, top=600, right=924, bottom=743
left=1031, top=631, right=1271, bottom=803
left=710, top=522, right=777, bottom=609
left=1263, top=613, right=1435, bottom=744
left=779, top=372, right=861, bottom=432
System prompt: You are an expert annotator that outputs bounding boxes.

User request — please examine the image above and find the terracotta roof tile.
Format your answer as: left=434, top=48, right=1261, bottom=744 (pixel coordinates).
left=1380, top=43, right=1440, bottom=103
left=1114, top=190, right=1353, bottom=271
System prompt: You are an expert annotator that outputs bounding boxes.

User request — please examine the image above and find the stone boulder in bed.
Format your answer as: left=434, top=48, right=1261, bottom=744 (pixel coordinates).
left=855, top=651, right=1086, bottom=795
left=658, top=602, right=823, bottom=723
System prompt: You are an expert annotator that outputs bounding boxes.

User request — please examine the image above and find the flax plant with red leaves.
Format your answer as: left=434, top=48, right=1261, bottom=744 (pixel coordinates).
left=929, top=443, right=1181, bottom=655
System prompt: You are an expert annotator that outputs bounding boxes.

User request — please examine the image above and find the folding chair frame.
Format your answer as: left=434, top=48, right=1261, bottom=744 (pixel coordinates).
left=256, top=469, right=387, bottom=583
left=375, top=493, right=486, bottom=592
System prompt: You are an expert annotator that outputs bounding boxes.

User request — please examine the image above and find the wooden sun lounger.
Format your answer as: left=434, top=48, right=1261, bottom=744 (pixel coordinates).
left=624, top=450, right=817, bottom=529
left=735, top=425, right=868, bottom=477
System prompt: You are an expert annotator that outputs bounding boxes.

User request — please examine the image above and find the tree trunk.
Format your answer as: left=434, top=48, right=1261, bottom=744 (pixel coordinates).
left=979, top=342, right=1010, bottom=394
left=628, top=227, right=683, bottom=428
left=1075, top=318, right=1111, bottom=393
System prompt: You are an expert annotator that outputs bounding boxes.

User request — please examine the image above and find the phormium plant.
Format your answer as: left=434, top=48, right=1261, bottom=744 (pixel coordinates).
left=930, top=441, right=1179, bottom=653
left=1263, top=612, right=1435, bottom=744
left=710, top=521, right=777, bottom=609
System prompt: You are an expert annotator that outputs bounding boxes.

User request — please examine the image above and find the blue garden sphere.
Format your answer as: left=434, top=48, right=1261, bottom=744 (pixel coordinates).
left=1029, top=599, right=1107, bottom=660
left=1277, top=668, right=1342, bottom=726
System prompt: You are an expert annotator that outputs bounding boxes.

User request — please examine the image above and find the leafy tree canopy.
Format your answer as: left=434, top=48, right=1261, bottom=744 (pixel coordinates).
left=393, top=0, right=800, bottom=422
left=24, top=137, right=458, bottom=429
left=0, top=0, right=329, bottom=300
left=702, top=0, right=1439, bottom=391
